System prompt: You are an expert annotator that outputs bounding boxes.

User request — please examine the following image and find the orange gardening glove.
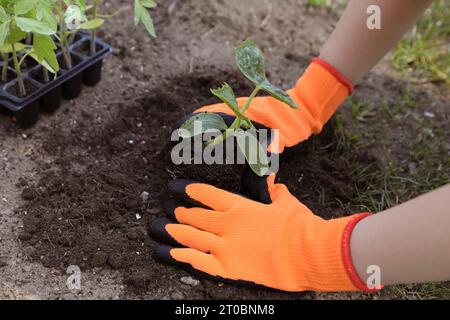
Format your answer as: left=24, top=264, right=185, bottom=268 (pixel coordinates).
left=150, top=176, right=378, bottom=292
left=191, top=58, right=353, bottom=154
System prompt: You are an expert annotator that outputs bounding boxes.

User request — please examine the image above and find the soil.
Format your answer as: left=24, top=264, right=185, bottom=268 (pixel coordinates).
left=8, top=57, right=38, bottom=72
left=0, top=0, right=448, bottom=300
left=29, top=67, right=55, bottom=85
left=6, top=80, right=38, bottom=98
left=57, top=54, right=82, bottom=71
left=73, top=41, right=104, bottom=57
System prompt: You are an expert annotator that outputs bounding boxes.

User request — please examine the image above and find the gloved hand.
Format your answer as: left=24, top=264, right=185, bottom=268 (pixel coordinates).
left=186, top=58, right=353, bottom=154
left=150, top=176, right=378, bottom=292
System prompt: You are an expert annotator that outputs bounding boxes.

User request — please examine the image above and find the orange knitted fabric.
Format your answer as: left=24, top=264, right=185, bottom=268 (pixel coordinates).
left=154, top=177, right=374, bottom=292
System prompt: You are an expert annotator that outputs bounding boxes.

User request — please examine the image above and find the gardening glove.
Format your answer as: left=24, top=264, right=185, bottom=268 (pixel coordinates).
left=149, top=175, right=378, bottom=292
left=189, top=58, right=353, bottom=154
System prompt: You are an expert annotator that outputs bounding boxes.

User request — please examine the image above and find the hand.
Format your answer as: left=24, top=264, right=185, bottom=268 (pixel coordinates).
left=150, top=175, right=376, bottom=292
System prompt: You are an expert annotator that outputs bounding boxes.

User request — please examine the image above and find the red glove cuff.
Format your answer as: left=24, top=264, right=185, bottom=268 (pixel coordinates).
left=342, top=212, right=383, bottom=293
left=312, top=57, right=354, bottom=95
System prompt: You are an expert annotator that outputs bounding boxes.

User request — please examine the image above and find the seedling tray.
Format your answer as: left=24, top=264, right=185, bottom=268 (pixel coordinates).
left=0, top=31, right=113, bottom=127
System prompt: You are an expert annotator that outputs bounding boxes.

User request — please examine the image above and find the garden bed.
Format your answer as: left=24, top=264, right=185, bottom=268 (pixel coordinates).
left=1, top=0, right=448, bottom=300
left=17, top=67, right=378, bottom=299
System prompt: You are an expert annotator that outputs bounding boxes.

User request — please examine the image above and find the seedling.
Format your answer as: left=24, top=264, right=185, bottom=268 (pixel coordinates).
left=0, top=0, right=58, bottom=96
left=179, top=39, right=299, bottom=176
left=134, top=0, right=157, bottom=38
left=65, top=0, right=157, bottom=56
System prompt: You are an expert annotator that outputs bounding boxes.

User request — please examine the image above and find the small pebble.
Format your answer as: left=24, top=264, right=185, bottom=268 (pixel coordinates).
left=141, top=191, right=150, bottom=202
left=424, top=111, right=435, bottom=118
left=18, top=232, right=32, bottom=241
left=171, top=291, right=184, bottom=300
left=0, top=256, right=8, bottom=267
left=107, top=255, right=123, bottom=269
left=146, top=207, right=162, bottom=215
left=21, top=187, right=37, bottom=201
left=180, top=276, right=200, bottom=286
left=91, top=251, right=108, bottom=267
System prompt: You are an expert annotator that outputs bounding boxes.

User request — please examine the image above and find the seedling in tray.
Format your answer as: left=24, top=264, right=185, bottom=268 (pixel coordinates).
left=179, top=39, right=299, bottom=176
left=75, top=0, right=157, bottom=85
left=0, top=0, right=158, bottom=127
left=0, top=0, right=59, bottom=96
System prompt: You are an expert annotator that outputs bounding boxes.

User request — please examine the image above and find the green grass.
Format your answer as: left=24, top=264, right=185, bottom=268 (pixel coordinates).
left=389, top=283, right=450, bottom=300
left=392, top=0, right=450, bottom=84
left=306, top=0, right=347, bottom=11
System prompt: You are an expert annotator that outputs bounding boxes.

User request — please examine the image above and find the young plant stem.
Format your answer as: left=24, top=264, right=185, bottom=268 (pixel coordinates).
left=241, top=86, right=260, bottom=114
left=68, top=32, right=76, bottom=45
left=43, top=67, right=49, bottom=83
left=1, top=52, right=9, bottom=82
left=208, top=86, right=261, bottom=147
left=58, top=0, right=72, bottom=69
left=228, top=86, right=260, bottom=131
left=11, top=43, right=26, bottom=96
left=90, top=0, right=99, bottom=56
left=25, top=33, right=32, bottom=45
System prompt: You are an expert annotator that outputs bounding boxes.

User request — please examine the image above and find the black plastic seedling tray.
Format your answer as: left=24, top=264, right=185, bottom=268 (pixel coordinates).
left=0, top=31, right=113, bottom=128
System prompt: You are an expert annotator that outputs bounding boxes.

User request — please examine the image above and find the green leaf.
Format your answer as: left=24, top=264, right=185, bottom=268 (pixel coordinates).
left=235, top=38, right=299, bottom=110
left=210, top=83, right=246, bottom=118
left=75, top=0, right=86, bottom=11
left=0, top=21, right=9, bottom=48
left=0, top=6, right=8, bottom=22
left=260, top=81, right=299, bottom=109
left=14, top=0, right=37, bottom=15
left=80, top=18, right=104, bottom=30
left=233, top=129, right=269, bottom=177
left=179, top=112, right=228, bottom=138
left=15, top=17, right=56, bottom=35
left=0, top=42, right=27, bottom=53
left=32, top=33, right=59, bottom=73
left=36, top=1, right=57, bottom=29
left=6, top=24, right=26, bottom=44
left=140, top=0, right=157, bottom=8
left=134, top=0, right=156, bottom=37
left=134, top=0, right=141, bottom=25
left=235, top=38, right=266, bottom=85
left=29, top=51, right=56, bottom=74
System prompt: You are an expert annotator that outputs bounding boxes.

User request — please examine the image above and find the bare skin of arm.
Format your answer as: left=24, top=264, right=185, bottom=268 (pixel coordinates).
left=320, top=0, right=448, bottom=286
left=320, top=0, right=433, bottom=83
left=351, top=184, right=450, bottom=286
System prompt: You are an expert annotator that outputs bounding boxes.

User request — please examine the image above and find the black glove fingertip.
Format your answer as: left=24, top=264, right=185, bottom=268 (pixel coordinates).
left=149, top=217, right=183, bottom=247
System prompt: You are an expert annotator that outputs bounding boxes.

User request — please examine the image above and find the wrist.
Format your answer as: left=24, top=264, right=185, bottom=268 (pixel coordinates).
left=290, top=58, right=353, bottom=135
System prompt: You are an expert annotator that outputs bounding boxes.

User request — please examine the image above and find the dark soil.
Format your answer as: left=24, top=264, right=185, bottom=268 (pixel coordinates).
left=18, top=66, right=376, bottom=299
left=73, top=40, right=104, bottom=57
left=57, top=54, right=82, bottom=70
left=6, top=80, right=38, bottom=98
left=29, top=68, right=57, bottom=84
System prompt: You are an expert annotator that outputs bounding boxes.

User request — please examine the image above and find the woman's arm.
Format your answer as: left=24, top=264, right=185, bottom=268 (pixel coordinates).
left=351, top=184, right=450, bottom=286
left=320, top=0, right=433, bottom=83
